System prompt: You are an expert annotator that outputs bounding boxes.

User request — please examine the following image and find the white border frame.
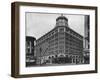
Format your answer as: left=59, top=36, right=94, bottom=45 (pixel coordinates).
left=19, top=5, right=96, bottom=75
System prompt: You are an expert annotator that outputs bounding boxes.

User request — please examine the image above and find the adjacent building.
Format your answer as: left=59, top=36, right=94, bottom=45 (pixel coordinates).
left=35, top=15, right=84, bottom=65
left=26, top=36, right=36, bottom=66
left=83, top=15, right=90, bottom=64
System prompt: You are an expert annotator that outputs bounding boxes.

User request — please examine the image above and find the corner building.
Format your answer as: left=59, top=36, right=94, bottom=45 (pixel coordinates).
left=35, top=15, right=83, bottom=65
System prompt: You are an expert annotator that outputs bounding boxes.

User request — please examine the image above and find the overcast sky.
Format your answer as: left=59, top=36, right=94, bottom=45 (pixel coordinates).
left=26, top=12, right=85, bottom=39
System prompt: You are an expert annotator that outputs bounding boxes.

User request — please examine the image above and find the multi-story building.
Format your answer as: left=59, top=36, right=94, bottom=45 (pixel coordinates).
left=26, top=36, right=36, bottom=66
left=35, top=15, right=83, bottom=65
left=83, top=15, right=90, bottom=64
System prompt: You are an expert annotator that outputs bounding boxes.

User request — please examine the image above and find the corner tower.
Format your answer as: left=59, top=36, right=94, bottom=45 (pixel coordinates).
left=56, top=14, right=68, bottom=27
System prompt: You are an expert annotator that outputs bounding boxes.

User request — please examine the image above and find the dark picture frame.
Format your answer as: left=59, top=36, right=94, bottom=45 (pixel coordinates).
left=11, top=2, right=98, bottom=78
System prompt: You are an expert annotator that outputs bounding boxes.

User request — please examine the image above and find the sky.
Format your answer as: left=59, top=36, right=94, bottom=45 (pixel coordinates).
left=26, top=12, right=85, bottom=39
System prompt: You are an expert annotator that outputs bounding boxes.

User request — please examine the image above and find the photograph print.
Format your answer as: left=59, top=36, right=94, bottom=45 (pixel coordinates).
left=11, top=2, right=97, bottom=78
left=25, top=13, right=90, bottom=67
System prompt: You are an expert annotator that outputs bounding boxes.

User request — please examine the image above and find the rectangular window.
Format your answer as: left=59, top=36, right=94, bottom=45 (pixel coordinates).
left=59, top=28, right=64, bottom=32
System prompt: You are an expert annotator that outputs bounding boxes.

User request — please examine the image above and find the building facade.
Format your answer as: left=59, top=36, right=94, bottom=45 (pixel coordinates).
left=26, top=36, right=36, bottom=66
left=83, top=15, right=90, bottom=64
left=35, top=15, right=83, bottom=65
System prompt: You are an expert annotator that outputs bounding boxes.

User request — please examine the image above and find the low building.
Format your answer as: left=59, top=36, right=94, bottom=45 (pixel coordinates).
left=26, top=36, right=36, bottom=67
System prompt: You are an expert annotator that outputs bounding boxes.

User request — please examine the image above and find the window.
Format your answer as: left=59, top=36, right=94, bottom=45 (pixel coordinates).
left=59, top=33, right=64, bottom=37
left=59, top=45, right=64, bottom=49
left=26, top=41, right=30, bottom=47
left=55, top=29, right=58, bottom=33
left=59, top=28, right=64, bottom=32
left=59, top=41, right=64, bottom=44
left=66, top=28, right=69, bottom=31
left=26, top=45, right=31, bottom=54
left=59, top=50, right=64, bottom=53
left=52, top=32, right=54, bottom=35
